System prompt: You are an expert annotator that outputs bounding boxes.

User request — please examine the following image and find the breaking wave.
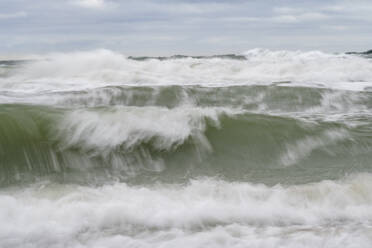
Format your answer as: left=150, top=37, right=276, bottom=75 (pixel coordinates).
left=1, top=49, right=372, bottom=94
left=1, top=101, right=371, bottom=186
left=2, top=174, right=372, bottom=248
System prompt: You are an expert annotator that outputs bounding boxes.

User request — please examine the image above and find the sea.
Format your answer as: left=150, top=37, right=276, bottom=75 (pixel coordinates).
left=1, top=48, right=372, bottom=247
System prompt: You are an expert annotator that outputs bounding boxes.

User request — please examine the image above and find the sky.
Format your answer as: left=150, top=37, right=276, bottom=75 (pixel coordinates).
left=0, top=0, right=371, bottom=56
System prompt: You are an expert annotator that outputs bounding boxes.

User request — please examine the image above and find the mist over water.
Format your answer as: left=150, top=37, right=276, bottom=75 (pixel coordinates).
left=1, top=49, right=372, bottom=247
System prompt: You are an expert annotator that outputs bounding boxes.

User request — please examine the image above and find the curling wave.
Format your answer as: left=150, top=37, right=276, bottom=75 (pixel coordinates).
left=1, top=102, right=372, bottom=186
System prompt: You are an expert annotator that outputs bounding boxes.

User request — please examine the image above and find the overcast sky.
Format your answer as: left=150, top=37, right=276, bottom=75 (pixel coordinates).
left=0, top=0, right=371, bottom=56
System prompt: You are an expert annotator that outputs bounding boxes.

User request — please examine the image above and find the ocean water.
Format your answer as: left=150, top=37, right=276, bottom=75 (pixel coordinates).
left=1, top=49, right=372, bottom=247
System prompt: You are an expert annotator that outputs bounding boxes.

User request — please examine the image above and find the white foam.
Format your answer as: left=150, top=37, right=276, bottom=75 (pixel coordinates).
left=1, top=174, right=372, bottom=248
left=1, top=49, right=372, bottom=95
left=281, top=128, right=351, bottom=166
left=56, top=105, right=241, bottom=156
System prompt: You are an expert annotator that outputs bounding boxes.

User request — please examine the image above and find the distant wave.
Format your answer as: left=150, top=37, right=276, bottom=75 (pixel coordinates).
left=0, top=49, right=372, bottom=94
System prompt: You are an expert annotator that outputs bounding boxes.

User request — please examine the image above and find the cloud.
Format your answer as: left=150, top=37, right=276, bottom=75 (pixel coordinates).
left=273, top=7, right=303, bottom=14
left=0, top=0, right=372, bottom=54
left=74, top=0, right=106, bottom=9
left=272, top=12, right=329, bottom=23
left=0, top=11, right=27, bottom=19
left=321, top=25, right=349, bottom=31
left=322, top=1, right=372, bottom=22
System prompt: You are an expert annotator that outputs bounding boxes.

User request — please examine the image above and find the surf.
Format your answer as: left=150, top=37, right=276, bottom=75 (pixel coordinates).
left=1, top=49, right=372, bottom=247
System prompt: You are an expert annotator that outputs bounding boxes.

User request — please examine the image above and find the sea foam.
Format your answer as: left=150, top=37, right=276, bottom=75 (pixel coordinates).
left=1, top=174, right=372, bottom=248
left=1, top=49, right=372, bottom=94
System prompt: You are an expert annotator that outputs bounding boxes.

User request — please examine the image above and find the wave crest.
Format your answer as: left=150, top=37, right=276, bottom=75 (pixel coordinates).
left=1, top=49, right=372, bottom=93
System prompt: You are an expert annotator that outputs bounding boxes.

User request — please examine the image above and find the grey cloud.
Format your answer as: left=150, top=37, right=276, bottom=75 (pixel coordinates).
left=0, top=0, right=371, bottom=55
left=0, top=11, right=27, bottom=19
